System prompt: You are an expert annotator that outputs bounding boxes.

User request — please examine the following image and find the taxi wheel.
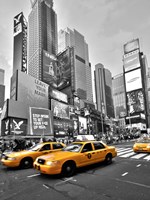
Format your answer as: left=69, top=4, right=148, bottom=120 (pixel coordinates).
left=62, top=161, right=76, bottom=177
left=20, top=158, right=33, bottom=169
left=105, top=154, right=112, bottom=165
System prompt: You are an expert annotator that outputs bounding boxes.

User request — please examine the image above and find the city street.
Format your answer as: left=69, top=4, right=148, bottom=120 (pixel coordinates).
left=0, top=141, right=150, bottom=200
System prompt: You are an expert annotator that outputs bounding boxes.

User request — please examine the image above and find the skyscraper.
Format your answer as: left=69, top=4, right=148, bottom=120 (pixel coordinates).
left=28, top=0, right=58, bottom=82
left=13, top=12, right=27, bottom=74
left=94, top=63, right=114, bottom=118
left=58, top=28, right=93, bottom=102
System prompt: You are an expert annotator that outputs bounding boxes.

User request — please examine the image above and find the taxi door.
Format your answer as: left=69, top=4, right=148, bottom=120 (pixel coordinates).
left=93, top=142, right=108, bottom=162
left=79, top=143, right=98, bottom=166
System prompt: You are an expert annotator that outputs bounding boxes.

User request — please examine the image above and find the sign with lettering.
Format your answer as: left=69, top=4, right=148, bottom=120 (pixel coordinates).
left=30, top=107, right=53, bottom=135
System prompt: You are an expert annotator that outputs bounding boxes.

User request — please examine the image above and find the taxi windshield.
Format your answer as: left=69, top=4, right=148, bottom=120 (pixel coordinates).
left=62, top=143, right=82, bottom=152
left=28, top=143, right=42, bottom=151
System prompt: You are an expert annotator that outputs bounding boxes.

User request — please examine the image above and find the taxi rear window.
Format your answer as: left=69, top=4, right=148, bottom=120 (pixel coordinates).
left=93, top=142, right=105, bottom=150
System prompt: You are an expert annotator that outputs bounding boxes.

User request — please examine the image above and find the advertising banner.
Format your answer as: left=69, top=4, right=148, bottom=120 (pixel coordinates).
left=78, top=116, right=87, bottom=134
left=125, top=68, right=142, bottom=92
left=51, top=99, right=69, bottom=119
left=124, top=38, right=140, bottom=54
left=127, top=90, right=145, bottom=115
left=30, top=107, right=53, bottom=135
left=17, top=71, right=49, bottom=109
left=123, top=51, right=140, bottom=72
left=14, top=12, right=23, bottom=37
left=57, top=48, right=72, bottom=90
left=42, top=50, right=58, bottom=88
left=1, top=118, right=27, bottom=136
left=49, top=88, right=68, bottom=103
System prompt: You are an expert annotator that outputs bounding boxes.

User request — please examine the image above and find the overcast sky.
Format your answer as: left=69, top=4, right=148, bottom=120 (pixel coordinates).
left=0, top=0, right=150, bottom=100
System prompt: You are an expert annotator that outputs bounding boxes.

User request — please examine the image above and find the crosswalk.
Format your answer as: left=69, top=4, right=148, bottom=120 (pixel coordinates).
left=117, top=147, right=150, bottom=161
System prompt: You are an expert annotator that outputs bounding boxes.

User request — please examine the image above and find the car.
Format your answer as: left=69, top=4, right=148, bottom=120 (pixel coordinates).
left=33, top=140, right=117, bottom=177
left=1, top=142, right=65, bottom=169
left=133, top=137, right=150, bottom=153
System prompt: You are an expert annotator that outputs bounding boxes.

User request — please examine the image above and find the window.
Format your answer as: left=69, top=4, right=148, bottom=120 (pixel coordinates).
left=40, top=144, right=50, bottom=151
left=52, top=143, right=64, bottom=149
left=93, top=142, right=105, bottom=150
left=82, top=143, right=93, bottom=152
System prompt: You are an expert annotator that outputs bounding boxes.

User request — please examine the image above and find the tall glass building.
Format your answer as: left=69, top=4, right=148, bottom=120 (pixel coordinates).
left=58, top=28, right=93, bottom=102
left=94, top=63, right=114, bottom=118
left=28, top=0, right=58, bottom=82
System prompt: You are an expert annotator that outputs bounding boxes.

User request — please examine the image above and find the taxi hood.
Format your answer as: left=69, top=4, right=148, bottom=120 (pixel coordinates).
left=37, top=150, right=76, bottom=161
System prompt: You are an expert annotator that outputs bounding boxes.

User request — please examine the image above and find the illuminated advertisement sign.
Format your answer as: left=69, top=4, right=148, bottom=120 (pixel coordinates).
left=17, top=71, right=49, bottom=109
left=57, top=48, right=72, bottom=90
left=1, top=118, right=27, bottom=136
left=124, top=38, right=140, bottom=54
left=53, top=119, right=74, bottom=136
left=127, top=90, right=145, bottom=115
left=50, top=88, right=68, bottom=103
left=123, top=51, right=140, bottom=72
left=30, top=107, right=53, bottom=135
left=14, top=12, right=23, bottom=37
left=43, top=50, right=58, bottom=88
left=125, top=68, right=142, bottom=92
left=51, top=99, right=69, bottom=119
left=78, top=116, right=87, bottom=134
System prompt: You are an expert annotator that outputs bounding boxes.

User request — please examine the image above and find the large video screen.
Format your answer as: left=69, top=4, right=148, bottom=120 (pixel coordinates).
left=78, top=116, right=87, bottom=134
left=51, top=99, right=69, bottom=119
left=127, top=90, right=145, bottom=115
left=124, top=38, right=140, bottom=54
left=125, top=68, right=142, bottom=92
left=49, top=88, right=68, bottom=103
left=43, top=50, right=58, bottom=88
left=123, top=51, right=140, bottom=72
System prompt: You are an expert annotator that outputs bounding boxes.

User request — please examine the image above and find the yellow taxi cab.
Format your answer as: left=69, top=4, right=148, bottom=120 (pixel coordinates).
left=1, top=142, right=65, bottom=169
left=33, top=140, right=117, bottom=177
left=133, top=137, right=150, bottom=153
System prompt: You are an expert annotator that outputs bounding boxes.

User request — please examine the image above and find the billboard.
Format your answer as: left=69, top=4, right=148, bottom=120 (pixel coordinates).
left=125, top=68, right=142, bottom=92
left=42, top=50, right=58, bottom=87
left=123, top=51, right=140, bottom=72
left=1, top=118, right=27, bottom=136
left=51, top=99, right=69, bottom=119
left=127, top=90, right=145, bottom=115
left=49, top=88, right=68, bottom=103
left=57, top=48, right=73, bottom=90
left=14, top=12, right=23, bottom=37
left=124, top=38, right=140, bottom=54
left=17, top=71, right=49, bottom=109
left=78, top=116, right=87, bottom=134
left=30, top=107, right=53, bottom=135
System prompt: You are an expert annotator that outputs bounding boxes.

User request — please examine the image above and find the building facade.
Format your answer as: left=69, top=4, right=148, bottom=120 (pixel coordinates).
left=123, top=38, right=148, bottom=130
left=0, top=69, right=5, bottom=111
left=94, top=63, right=114, bottom=118
left=112, top=73, right=126, bottom=127
left=58, top=28, right=93, bottom=102
left=28, top=0, right=58, bottom=82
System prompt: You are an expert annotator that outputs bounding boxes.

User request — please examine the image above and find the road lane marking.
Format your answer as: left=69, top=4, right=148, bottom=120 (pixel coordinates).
left=120, top=152, right=136, bottom=158
left=27, top=173, right=40, bottom=178
left=131, top=153, right=147, bottom=159
left=55, top=177, right=76, bottom=186
left=117, top=149, right=133, bottom=156
left=121, top=172, right=128, bottom=177
left=136, top=164, right=141, bottom=167
left=43, top=184, right=50, bottom=189
left=117, top=148, right=131, bottom=153
left=143, top=155, right=150, bottom=161
left=116, top=178, right=150, bottom=189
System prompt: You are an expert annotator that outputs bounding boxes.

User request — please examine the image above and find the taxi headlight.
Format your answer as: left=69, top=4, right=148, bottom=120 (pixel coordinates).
left=46, top=161, right=59, bottom=166
left=7, top=157, right=16, bottom=161
left=147, top=145, right=150, bottom=148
